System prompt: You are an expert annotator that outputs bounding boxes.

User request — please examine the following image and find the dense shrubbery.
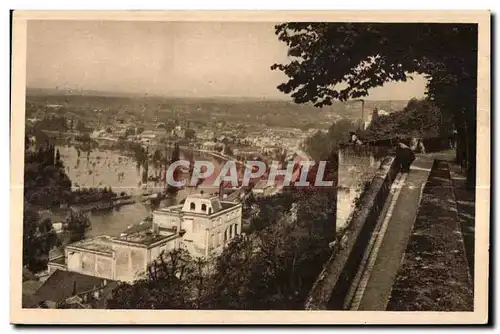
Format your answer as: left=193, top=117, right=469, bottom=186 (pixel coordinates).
left=70, top=187, right=116, bottom=205
left=23, top=206, right=60, bottom=273
left=107, top=153, right=338, bottom=310
left=23, top=143, right=69, bottom=272
left=22, top=139, right=107, bottom=272
left=361, top=98, right=454, bottom=142
left=64, top=211, right=91, bottom=243
left=303, top=119, right=357, bottom=161
left=33, top=115, right=69, bottom=133
left=24, top=144, right=72, bottom=207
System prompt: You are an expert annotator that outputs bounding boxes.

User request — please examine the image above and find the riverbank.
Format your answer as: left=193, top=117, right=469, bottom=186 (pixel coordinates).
left=69, top=195, right=136, bottom=213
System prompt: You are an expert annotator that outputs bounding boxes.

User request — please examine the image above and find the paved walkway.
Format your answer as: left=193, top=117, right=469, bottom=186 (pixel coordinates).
left=353, top=155, right=434, bottom=310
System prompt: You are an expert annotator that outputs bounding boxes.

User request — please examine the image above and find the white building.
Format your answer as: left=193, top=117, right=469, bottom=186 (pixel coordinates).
left=140, top=130, right=157, bottom=140
left=153, top=193, right=242, bottom=258
left=47, top=194, right=242, bottom=282
left=48, top=227, right=181, bottom=283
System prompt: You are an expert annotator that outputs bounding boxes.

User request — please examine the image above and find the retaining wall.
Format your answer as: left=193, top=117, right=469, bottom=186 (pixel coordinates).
left=304, top=155, right=399, bottom=310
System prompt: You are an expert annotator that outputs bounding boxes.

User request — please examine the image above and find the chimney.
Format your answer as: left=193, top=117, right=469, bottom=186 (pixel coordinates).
left=219, top=181, right=224, bottom=200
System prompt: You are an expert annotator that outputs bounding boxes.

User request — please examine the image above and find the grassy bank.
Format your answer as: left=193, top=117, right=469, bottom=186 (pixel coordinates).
left=386, top=160, right=473, bottom=311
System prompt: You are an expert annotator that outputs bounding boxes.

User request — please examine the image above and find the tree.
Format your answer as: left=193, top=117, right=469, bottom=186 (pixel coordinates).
left=23, top=206, right=59, bottom=272
left=303, top=119, right=356, bottom=160
left=184, top=128, right=196, bottom=140
left=107, top=249, right=201, bottom=309
left=151, top=149, right=163, bottom=170
left=124, top=127, right=135, bottom=137
left=55, top=149, right=62, bottom=168
left=272, top=23, right=477, bottom=188
left=64, top=211, right=91, bottom=242
left=167, top=143, right=181, bottom=195
left=363, top=98, right=449, bottom=141
left=24, top=145, right=72, bottom=207
left=223, top=145, right=233, bottom=156
left=206, top=210, right=333, bottom=310
left=76, top=121, right=92, bottom=134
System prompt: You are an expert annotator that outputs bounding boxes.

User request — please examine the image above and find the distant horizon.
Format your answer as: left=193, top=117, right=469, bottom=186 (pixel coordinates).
left=25, top=86, right=419, bottom=103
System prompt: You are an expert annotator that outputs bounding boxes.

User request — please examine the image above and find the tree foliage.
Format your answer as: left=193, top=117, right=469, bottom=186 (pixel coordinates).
left=167, top=143, right=181, bottom=195
left=184, top=128, right=196, bottom=140
left=124, top=127, right=136, bottom=137
left=23, top=206, right=59, bottom=272
left=303, top=119, right=356, bottom=161
left=362, top=98, right=451, bottom=141
left=24, top=144, right=72, bottom=207
left=64, top=211, right=91, bottom=243
left=107, top=249, right=206, bottom=309
left=34, top=115, right=68, bottom=132
left=272, top=23, right=477, bottom=186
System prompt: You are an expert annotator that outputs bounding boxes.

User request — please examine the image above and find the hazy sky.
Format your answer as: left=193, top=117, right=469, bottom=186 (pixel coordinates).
left=27, top=20, right=427, bottom=100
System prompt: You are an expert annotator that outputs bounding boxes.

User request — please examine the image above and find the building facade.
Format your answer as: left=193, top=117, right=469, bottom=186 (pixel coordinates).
left=48, top=230, right=181, bottom=283
left=153, top=193, right=243, bottom=258
left=47, top=193, right=242, bottom=283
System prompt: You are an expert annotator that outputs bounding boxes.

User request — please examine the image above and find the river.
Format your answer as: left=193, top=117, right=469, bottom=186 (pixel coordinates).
left=56, top=145, right=222, bottom=237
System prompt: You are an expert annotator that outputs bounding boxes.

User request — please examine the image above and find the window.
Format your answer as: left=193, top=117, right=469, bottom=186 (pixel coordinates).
left=208, top=208, right=212, bottom=215
left=201, top=204, right=207, bottom=212
left=229, top=225, right=233, bottom=238
left=190, top=202, right=196, bottom=210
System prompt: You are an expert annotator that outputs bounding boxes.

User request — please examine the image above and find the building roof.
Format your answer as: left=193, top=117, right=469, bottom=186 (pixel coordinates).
left=67, top=235, right=114, bottom=255
left=254, top=179, right=272, bottom=189
left=112, top=229, right=178, bottom=246
left=210, top=198, right=223, bottom=212
left=121, top=220, right=153, bottom=235
left=188, top=193, right=214, bottom=200
left=220, top=201, right=240, bottom=210
left=155, top=204, right=183, bottom=215
left=49, top=255, right=66, bottom=266
left=34, top=270, right=116, bottom=303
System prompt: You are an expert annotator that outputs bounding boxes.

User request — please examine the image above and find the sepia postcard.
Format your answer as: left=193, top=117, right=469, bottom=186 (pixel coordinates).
left=10, top=10, right=490, bottom=324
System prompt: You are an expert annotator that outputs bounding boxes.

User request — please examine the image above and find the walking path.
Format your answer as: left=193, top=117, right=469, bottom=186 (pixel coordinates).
left=347, top=155, right=434, bottom=310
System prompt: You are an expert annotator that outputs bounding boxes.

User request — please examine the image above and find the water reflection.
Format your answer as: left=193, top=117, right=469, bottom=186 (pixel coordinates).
left=87, top=202, right=151, bottom=237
